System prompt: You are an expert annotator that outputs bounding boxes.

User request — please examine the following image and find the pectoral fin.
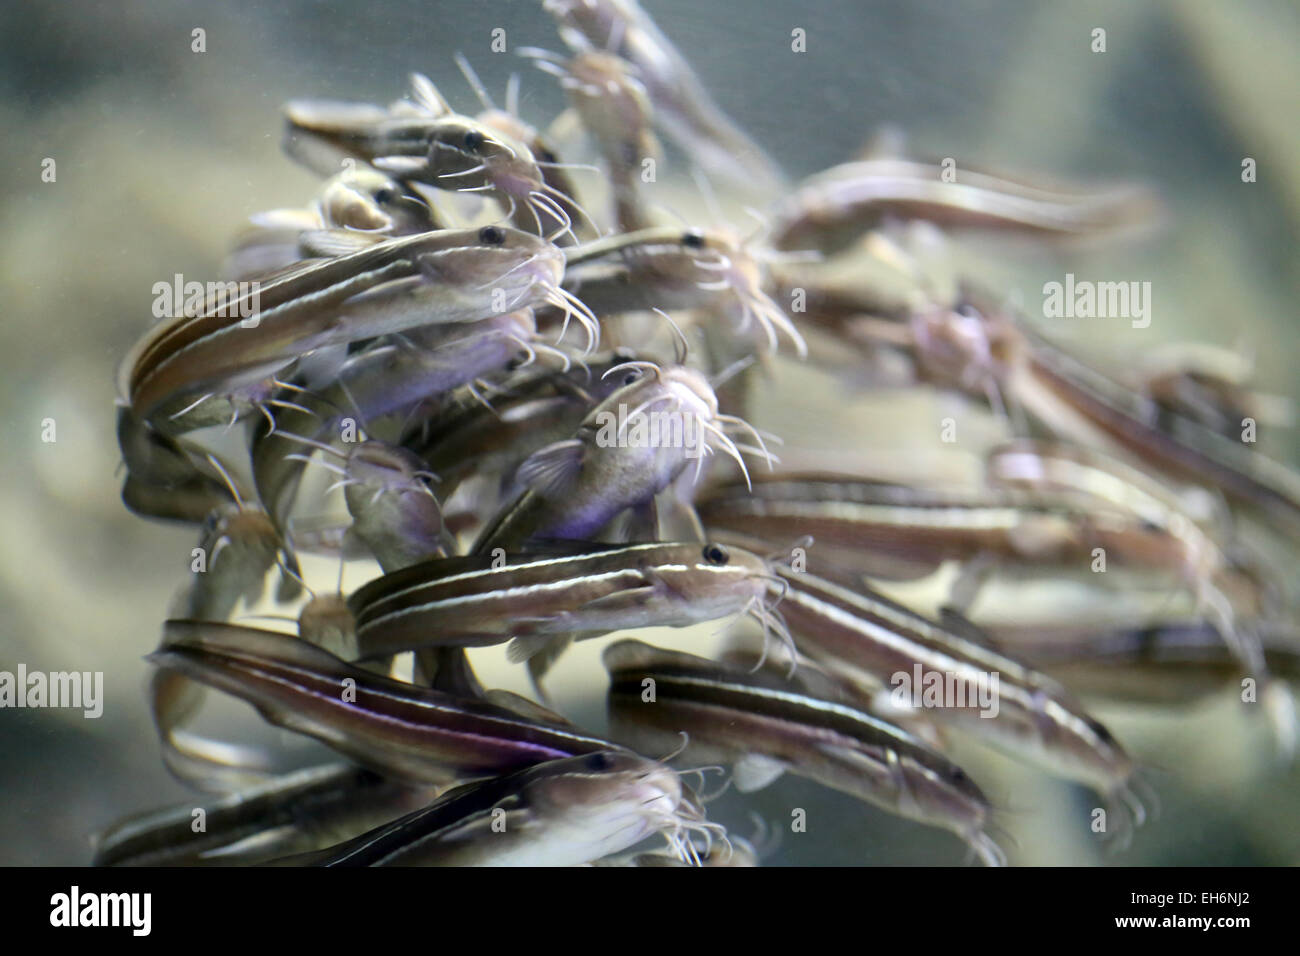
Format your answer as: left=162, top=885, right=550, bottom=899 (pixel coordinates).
left=600, top=499, right=658, bottom=544
left=506, top=634, right=555, bottom=664
left=731, top=753, right=787, bottom=793
left=516, top=439, right=585, bottom=497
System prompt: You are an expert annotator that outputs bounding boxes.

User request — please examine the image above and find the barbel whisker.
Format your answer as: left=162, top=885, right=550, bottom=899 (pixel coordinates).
left=168, top=392, right=216, bottom=422
left=699, top=419, right=751, bottom=490
left=204, top=453, right=245, bottom=511
left=481, top=253, right=541, bottom=290
left=541, top=180, right=602, bottom=238
left=454, top=51, right=497, bottom=113
left=275, top=430, right=349, bottom=461
left=437, top=163, right=490, bottom=181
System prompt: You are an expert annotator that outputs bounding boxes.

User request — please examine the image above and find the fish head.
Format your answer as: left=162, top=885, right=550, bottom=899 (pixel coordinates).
left=318, top=167, right=430, bottom=233
left=627, top=227, right=725, bottom=286
left=527, top=751, right=683, bottom=838
left=596, top=361, right=718, bottom=423
left=659, top=364, right=719, bottom=420
left=297, top=592, right=356, bottom=658
left=911, top=299, right=1021, bottom=392
left=345, top=440, right=429, bottom=491
left=544, top=0, right=629, bottom=57
left=567, top=49, right=644, bottom=93
left=652, top=542, right=774, bottom=618
left=566, top=51, right=652, bottom=149
left=575, top=348, right=647, bottom=401
left=414, top=226, right=565, bottom=304
left=1072, top=714, right=1135, bottom=792
left=904, top=755, right=993, bottom=835
left=426, top=117, right=544, bottom=199
left=200, top=502, right=279, bottom=556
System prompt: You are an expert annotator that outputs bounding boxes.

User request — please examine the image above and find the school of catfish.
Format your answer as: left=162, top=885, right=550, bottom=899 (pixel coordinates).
left=101, top=0, right=1300, bottom=866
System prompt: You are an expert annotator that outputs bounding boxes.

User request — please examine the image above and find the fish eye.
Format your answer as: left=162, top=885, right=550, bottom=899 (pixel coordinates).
left=682, top=231, right=705, bottom=249
left=539, top=148, right=558, bottom=164
left=584, top=752, right=615, bottom=772
left=464, top=129, right=485, bottom=151
left=622, top=369, right=642, bottom=385
left=373, top=187, right=395, bottom=204
left=506, top=351, right=530, bottom=371
left=702, top=543, right=730, bottom=566
left=950, top=768, right=968, bottom=784
left=478, top=225, right=506, bottom=246
left=1086, top=718, right=1114, bottom=744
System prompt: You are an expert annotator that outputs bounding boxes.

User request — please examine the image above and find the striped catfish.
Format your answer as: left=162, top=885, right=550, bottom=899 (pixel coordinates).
left=148, top=621, right=619, bottom=785
left=119, top=226, right=591, bottom=428
left=604, top=639, right=1005, bottom=865
left=346, top=541, right=783, bottom=669
left=912, top=285, right=1300, bottom=538
left=225, top=164, right=441, bottom=281
left=989, top=619, right=1300, bottom=707
left=271, top=751, right=695, bottom=866
left=769, top=158, right=1160, bottom=255
left=523, top=46, right=659, bottom=233
left=774, top=568, right=1148, bottom=829
left=543, top=0, right=786, bottom=194
left=697, top=472, right=1198, bottom=587
left=1013, top=318, right=1300, bottom=537
left=284, top=95, right=577, bottom=240
left=470, top=361, right=754, bottom=553
left=562, top=226, right=806, bottom=357
left=986, top=438, right=1293, bottom=752
left=93, top=763, right=431, bottom=867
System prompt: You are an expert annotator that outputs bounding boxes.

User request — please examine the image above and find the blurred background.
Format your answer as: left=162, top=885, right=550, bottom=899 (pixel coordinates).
left=0, top=0, right=1297, bottom=865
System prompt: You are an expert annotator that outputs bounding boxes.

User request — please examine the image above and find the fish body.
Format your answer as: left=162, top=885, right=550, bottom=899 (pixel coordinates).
left=991, top=620, right=1300, bottom=706
left=699, top=472, right=1202, bottom=587
left=775, top=568, right=1134, bottom=798
left=93, top=764, right=430, bottom=867
left=148, top=621, right=618, bottom=784
left=770, top=158, right=1160, bottom=255
left=348, top=541, right=773, bottom=660
left=472, top=362, right=722, bottom=552
left=273, top=751, right=688, bottom=866
left=544, top=0, right=785, bottom=193
left=604, top=639, right=1002, bottom=864
left=120, top=227, right=569, bottom=426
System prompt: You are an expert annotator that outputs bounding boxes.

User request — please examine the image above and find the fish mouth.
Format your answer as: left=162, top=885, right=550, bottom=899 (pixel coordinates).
left=527, top=241, right=567, bottom=291
left=498, top=308, right=539, bottom=340
left=638, top=770, right=738, bottom=866
left=633, top=767, right=684, bottom=817
left=523, top=249, right=600, bottom=352
left=346, top=442, right=435, bottom=492
left=662, top=366, right=720, bottom=420
left=543, top=768, right=692, bottom=863
left=476, top=242, right=562, bottom=304
left=582, top=769, right=698, bottom=858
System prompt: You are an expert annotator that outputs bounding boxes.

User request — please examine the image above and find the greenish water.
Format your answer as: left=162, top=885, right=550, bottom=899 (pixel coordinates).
left=0, top=0, right=1297, bottom=866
